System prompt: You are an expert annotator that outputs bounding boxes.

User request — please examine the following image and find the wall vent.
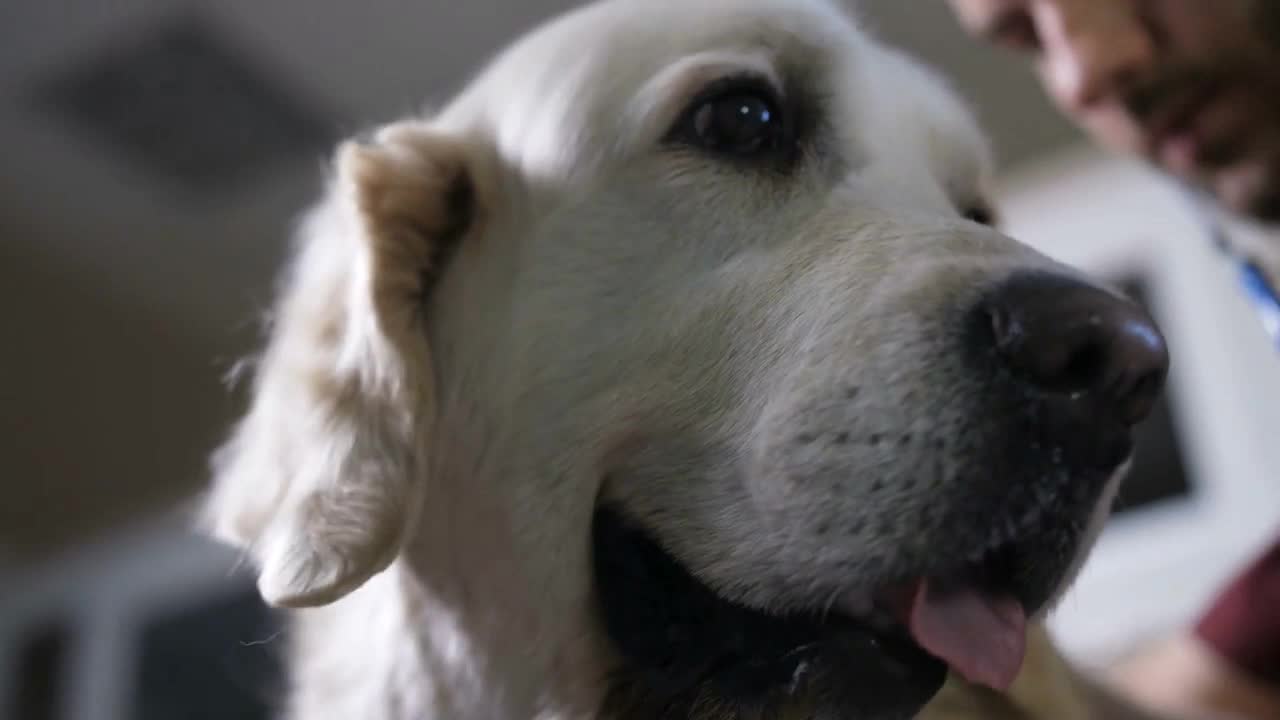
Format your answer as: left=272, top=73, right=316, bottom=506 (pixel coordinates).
left=33, top=14, right=337, bottom=197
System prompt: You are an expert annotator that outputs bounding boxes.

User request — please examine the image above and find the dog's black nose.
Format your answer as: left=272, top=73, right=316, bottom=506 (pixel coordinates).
left=983, top=272, right=1169, bottom=425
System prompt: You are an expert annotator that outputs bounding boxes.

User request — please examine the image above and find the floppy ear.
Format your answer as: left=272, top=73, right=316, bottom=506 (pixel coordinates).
left=204, top=122, right=478, bottom=608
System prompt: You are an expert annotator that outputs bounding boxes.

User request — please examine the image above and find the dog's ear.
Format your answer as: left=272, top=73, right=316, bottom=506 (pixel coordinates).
left=204, top=122, right=479, bottom=608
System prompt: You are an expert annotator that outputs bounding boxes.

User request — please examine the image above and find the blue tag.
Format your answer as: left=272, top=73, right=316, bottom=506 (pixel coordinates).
left=1239, top=259, right=1280, bottom=351
left=1184, top=188, right=1280, bottom=352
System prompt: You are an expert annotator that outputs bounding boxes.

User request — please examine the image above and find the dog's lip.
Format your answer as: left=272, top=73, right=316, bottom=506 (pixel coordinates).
left=839, top=594, right=903, bottom=638
left=833, top=570, right=1032, bottom=691
left=591, top=504, right=949, bottom=715
left=813, top=606, right=949, bottom=684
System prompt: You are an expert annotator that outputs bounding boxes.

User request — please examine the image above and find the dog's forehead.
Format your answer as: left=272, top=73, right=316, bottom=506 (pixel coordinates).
left=439, top=0, right=853, bottom=155
left=486, top=0, right=859, bottom=86
left=439, top=0, right=992, bottom=200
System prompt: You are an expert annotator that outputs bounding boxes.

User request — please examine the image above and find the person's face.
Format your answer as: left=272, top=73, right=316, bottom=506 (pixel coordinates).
left=949, top=0, right=1280, bottom=222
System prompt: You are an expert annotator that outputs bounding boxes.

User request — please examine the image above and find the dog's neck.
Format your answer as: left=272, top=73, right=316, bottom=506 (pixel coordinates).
left=286, top=403, right=615, bottom=720
left=282, top=215, right=641, bottom=719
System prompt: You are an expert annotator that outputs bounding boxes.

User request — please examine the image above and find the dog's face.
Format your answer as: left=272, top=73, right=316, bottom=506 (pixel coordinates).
left=204, top=1, right=1169, bottom=719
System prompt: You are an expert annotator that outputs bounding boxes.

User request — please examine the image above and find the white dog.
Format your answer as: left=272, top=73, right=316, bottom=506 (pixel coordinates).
left=202, top=1, right=1170, bottom=718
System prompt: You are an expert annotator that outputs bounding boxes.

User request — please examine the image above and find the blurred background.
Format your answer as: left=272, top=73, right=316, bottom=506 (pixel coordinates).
left=2, top=1, right=1278, bottom=719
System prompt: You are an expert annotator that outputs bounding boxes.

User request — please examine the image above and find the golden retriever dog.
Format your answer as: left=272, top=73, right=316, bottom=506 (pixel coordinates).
left=201, top=0, right=1174, bottom=717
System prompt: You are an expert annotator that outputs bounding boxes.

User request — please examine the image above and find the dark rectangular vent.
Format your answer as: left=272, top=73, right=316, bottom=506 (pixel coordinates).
left=34, top=14, right=337, bottom=196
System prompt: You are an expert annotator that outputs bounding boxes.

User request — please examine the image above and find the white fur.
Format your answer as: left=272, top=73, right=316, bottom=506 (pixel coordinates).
left=203, top=1, right=1119, bottom=717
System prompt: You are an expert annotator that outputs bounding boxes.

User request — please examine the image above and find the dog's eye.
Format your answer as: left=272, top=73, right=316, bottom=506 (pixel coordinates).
left=672, top=79, right=788, bottom=159
left=963, top=204, right=997, bottom=226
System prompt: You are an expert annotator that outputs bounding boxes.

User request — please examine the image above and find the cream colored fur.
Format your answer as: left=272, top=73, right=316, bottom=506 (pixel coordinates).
left=202, top=0, right=1159, bottom=718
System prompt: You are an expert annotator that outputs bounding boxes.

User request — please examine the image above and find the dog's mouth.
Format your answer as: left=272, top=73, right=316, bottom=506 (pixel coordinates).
left=868, top=542, right=1037, bottom=693
left=591, top=495, right=1092, bottom=720
left=592, top=504, right=945, bottom=719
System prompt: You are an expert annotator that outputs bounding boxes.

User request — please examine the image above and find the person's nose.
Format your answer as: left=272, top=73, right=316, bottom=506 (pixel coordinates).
left=1035, top=0, right=1156, bottom=111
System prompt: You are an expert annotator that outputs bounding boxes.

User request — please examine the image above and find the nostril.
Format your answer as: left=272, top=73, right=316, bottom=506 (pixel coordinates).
left=982, top=272, right=1170, bottom=424
left=1056, top=338, right=1108, bottom=395
left=986, top=306, right=1110, bottom=394
left=1107, top=318, right=1170, bottom=423
left=1116, top=369, right=1163, bottom=425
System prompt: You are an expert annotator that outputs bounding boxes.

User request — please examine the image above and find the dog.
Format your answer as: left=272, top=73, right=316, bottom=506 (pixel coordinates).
left=201, top=0, right=1172, bottom=718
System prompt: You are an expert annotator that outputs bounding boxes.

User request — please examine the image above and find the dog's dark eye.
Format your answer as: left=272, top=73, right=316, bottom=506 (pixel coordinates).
left=672, top=80, right=788, bottom=159
left=963, top=204, right=997, bottom=226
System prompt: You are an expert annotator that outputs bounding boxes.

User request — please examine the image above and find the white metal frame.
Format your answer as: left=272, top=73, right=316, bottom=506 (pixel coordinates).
left=996, top=144, right=1280, bottom=666
left=0, top=517, right=249, bottom=720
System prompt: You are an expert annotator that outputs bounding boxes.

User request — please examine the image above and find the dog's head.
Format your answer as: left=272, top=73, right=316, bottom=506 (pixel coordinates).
left=204, top=1, right=1168, bottom=718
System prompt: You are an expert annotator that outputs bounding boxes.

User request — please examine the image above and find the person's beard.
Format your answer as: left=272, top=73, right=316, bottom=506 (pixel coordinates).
left=1246, top=2, right=1280, bottom=223
left=1120, top=3, right=1280, bottom=224
left=1255, top=0, right=1280, bottom=52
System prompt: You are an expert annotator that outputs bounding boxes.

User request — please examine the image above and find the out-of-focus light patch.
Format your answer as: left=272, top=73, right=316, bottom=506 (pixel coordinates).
left=31, top=13, right=338, bottom=198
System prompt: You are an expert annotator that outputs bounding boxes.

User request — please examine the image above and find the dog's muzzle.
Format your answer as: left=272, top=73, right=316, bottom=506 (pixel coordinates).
left=592, top=270, right=1169, bottom=720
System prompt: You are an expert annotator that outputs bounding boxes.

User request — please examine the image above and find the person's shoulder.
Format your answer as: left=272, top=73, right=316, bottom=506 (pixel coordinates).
left=1194, top=529, right=1280, bottom=690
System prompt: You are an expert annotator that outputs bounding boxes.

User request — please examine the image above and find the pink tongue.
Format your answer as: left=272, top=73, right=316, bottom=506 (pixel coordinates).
left=899, top=580, right=1028, bottom=691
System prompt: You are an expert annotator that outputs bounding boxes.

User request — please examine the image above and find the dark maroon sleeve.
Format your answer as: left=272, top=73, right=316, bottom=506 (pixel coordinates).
left=1194, top=531, right=1280, bottom=688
